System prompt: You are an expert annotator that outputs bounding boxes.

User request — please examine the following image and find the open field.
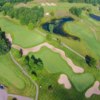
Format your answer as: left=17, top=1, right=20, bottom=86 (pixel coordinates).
left=0, top=53, right=35, bottom=97
left=0, top=16, right=45, bottom=48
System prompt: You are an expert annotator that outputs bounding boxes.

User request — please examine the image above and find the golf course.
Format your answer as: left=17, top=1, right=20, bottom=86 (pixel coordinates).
left=0, top=0, right=100, bottom=100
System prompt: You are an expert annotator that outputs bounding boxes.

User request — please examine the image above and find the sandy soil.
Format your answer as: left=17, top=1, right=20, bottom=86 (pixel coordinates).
left=58, top=74, right=71, bottom=89
left=12, top=42, right=84, bottom=73
left=85, top=81, right=100, bottom=98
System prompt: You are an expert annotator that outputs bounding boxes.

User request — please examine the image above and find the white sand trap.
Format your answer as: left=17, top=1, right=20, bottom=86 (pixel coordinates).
left=58, top=74, right=71, bottom=89
left=51, top=3, right=56, bottom=6
left=45, top=12, right=50, bottom=16
left=12, top=42, right=84, bottom=73
left=41, top=3, right=45, bottom=6
left=46, top=2, right=51, bottom=6
left=85, top=81, right=100, bottom=98
left=5, top=33, right=12, bottom=43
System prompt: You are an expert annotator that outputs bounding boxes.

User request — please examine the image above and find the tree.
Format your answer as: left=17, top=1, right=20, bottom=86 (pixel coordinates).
left=19, top=49, right=23, bottom=57
left=31, top=71, right=37, bottom=77
left=12, top=98, right=17, bottom=100
left=48, top=85, right=53, bottom=91
left=85, top=55, right=96, bottom=67
left=69, top=7, right=82, bottom=17
left=25, top=55, right=30, bottom=65
left=2, top=2, right=13, bottom=15
left=0, top=29, right=11, bottom=55
left=28, top=22, right=34, bottom=30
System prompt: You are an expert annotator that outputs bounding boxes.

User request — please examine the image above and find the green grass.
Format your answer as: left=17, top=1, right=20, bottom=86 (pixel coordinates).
left=28, top=47, right=95, bottom=92
left=63, top=14, right=100, bottom=59
left=71, top=73, right=95, bottom=92
left=0, top=16, right=45, bottom=48
left=0, top=53, right=35, bottom=97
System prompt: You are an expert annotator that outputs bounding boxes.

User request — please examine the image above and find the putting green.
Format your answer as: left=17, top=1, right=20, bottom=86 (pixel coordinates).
left=0, top=16, right=45, bottom=48
left=71, top=73, right=95, bottom=92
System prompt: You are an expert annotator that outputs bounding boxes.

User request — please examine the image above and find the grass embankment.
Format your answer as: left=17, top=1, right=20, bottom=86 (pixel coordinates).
left=0, top=53, right=35, bottom=97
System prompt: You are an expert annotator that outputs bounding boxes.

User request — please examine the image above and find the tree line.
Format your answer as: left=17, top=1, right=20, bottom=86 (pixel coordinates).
left=60, top=0, right=100, bottom=4
left=0, top=28, right=11, bottom=55
left=0, top=0, right=32, bottom=6
left=0, top=3, right=44, bottom=29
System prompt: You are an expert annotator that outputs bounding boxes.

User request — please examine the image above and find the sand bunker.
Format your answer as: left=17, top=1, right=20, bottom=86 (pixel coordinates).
left=5, top=34, right=12, bottom=43
left=41, top=2, right=56, bottom=6
left=12, top=42, right=84, bottom=73
left=45, top=12, right=50, bottom=16
left=58, top=74, right=71, bottom=89
left=85, top=81, right=100, bottom=98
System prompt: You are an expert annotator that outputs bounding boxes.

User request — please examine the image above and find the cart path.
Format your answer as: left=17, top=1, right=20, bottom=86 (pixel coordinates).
left=10, top=52, right=39, bottom=100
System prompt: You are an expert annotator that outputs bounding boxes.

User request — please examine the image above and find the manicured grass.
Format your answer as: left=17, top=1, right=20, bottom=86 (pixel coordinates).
left=0, top=16, right=45, bottom=48
left=28, top=47, right=95, bottom=92
left=71, top=73, right=95, bottom=92
left=0, top=53, right=35, bottom=97
left=63, top=14, right=100, bottom=59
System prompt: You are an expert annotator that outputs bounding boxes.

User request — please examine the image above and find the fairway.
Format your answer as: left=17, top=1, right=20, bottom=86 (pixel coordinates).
left=0, top=16, right=45, bottom=48
left=31, top=47, right=95, bottom=92
left=0, top=53, right=35, bottom=97
left=63, top=16, right=100, bottom=59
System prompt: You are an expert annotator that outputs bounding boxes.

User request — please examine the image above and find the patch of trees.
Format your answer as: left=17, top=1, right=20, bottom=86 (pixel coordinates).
left=0, top=28, right=11, bottom=55
left=60, top=0, right=100, bottom=4
left=24, top=55, right=44, bottom=71
left=0, top=0, right=32, bottom=6
left=85, top=55, right=96, bottom=67
left=69, top=7, right=82, bottom=17
left=1, top=3, right=44, bottom=28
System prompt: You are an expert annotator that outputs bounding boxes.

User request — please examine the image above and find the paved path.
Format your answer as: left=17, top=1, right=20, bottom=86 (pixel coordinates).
left=10, top=52, right=39, bottom=100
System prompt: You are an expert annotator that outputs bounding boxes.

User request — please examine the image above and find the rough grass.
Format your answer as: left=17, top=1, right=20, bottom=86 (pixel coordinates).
left=0, top=53, right=35, bottom=97
left=0, top=16, right=45, bottom=48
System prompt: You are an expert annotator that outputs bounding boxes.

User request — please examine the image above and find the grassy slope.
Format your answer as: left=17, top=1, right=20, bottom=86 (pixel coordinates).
left=0, top=16, right=45, bottom=48
left=0, top=53, right=35, bottom=97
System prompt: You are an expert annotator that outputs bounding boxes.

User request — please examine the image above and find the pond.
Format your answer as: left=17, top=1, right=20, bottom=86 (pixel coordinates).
left=42, top=17, right=80, bottom=41
left=89, top=14, right=100, bottom=21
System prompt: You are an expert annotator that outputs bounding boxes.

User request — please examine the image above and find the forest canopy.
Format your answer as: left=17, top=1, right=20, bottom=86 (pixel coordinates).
left=0, top=0, right=32, bottom=6
left=60, top=0, right=100, bottom=4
